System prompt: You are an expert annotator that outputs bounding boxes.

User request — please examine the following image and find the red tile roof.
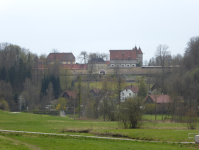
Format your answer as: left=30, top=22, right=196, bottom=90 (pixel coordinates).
left=125, top=86, right=139, bottom=93
left=64, top=91, right=77, bottom=99
left=144, top=95, right=171, bottom=104
left=110, top=50, right=137, bottom=60
left=47, top=53, right=75, bottom=62
left=109, top=46, right=143, bottom=60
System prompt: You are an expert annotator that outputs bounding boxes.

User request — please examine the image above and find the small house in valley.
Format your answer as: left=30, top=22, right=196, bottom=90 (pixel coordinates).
left=120, top=85, right=139, bottom=102
left=144, top=95, right=172, bottom=114
left=62, top=91, right=77, bottom=113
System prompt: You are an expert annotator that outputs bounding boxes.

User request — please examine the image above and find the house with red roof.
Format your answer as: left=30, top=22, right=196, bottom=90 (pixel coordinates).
left=120, top=85, right=139, bottom=102
left=90, top=88, right=101, bottom=97
left=109, top=46, right=143, bottom=68
left=62, top=91, right=77, bottom=99
left=47, top=53, right=75, bottom=64
left=62, top=91, right=77, bottom=113
left=144, top=95, right=171, bottom=104
left=144, top=94, right=172, bottom=114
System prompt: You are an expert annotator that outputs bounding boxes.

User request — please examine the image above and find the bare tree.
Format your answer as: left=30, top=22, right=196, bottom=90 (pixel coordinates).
left=87, top=63, right=97, bottom=76
left=183, top=36, right=199, bottom=69
left=51, top=48, right=59, bottom=53
left=78, top=51, right=88, bottom=64
left=155, top=44, right=170, bottom=93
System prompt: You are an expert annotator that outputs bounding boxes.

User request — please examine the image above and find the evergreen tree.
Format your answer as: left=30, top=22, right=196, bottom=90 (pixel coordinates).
left=138, top=77, right=147, bottom=98
left=77, top=76, right=82, bottom=117
left=0, top=66, right=7, bottom=81
left=8, top=66, right=16, bottom=87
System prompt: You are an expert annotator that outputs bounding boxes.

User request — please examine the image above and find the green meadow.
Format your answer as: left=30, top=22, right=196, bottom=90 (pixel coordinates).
left=1, top=110, right=199, bottom=149
left=1, top=133, right=198, bottom=150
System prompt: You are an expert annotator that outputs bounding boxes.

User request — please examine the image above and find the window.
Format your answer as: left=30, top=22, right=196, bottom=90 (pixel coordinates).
left=129, top=93, right=131, bottom=96
left=123, top=97, right=125, bottom=100
left=112, top=65, right=114, bottom=66
left=122, top=93, right=124, bottom=96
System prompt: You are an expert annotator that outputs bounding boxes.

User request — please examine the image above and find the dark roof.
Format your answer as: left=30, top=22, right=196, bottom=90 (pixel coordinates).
left=125, top=85, right=139, bottom=93
left=89, top=58, right=106, bottom=63
left=150, top=83, right=161, bottom=92
left=62, top=91, right=77, bottom=99
left=47, top=53, right=75, bottom=62
left=144, top=95, right=172, bottom=104
left=137, top=47, right=143, bottom=54
left=109, top=46, right=143, bottom=60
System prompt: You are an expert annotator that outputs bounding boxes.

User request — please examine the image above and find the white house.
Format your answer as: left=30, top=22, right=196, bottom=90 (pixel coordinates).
left=120, top=85, right=139, bottom=102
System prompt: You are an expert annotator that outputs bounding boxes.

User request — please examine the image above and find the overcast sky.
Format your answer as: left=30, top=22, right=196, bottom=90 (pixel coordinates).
left=0, top=0, right=199, bottom=63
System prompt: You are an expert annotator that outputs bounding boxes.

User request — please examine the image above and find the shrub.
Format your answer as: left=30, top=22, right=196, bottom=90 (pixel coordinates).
left=144, top=103, right=155, bottom=114
left=118, top=97, right=144, bottom=128
left=184, top=109, right=198, bottom=129
left=0, top=98, right=9, bottom=111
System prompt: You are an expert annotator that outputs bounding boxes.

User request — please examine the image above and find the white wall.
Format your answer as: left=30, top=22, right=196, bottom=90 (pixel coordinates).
left=120, top=89, right=137, bottom=102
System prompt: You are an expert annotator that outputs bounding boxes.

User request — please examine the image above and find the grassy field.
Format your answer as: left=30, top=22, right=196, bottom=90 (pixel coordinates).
left=1, top=110, right=199, bottom=149
left=0, top=132, right=198, bottom=150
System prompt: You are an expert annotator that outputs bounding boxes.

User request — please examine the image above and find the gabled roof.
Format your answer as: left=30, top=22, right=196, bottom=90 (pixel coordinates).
left=89, top=58, right=106, bottom=63
left=144, top=95, right=171, bottom=104
left=47, top=53, right=75, bottom=62
left=150, top=83, right=161, bottom=92
left=125, top=85, right=139, bottom=93
left=90, top=89, right=100, bottom=93
left=110, top=50, right=137, bottom=60
left=63, top=91, right=77, bottom=99
left=109, top=46, right=143, bottom=60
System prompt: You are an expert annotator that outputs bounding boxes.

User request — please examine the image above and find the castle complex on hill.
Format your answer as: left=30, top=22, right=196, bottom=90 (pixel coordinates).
left=38, top=46, right=164, bottom=75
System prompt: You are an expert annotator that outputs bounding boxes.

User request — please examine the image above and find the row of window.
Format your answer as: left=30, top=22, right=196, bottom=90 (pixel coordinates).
left=122, top=93, right=131, bottom=96
left=111, top=64, right=136, bottom=67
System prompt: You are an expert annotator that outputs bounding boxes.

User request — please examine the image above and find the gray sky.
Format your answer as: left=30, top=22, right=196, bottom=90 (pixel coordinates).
left=0, top=0, right=199, bottom=63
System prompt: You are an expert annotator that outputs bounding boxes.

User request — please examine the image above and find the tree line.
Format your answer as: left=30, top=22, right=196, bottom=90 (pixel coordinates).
left=144, top=36, right=199, bottom=129
left=0, top=43, right=63, bottom=111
